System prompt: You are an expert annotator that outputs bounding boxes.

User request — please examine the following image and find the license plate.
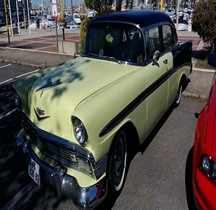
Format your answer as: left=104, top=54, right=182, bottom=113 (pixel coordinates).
left=28, top=158, right=41, bottom=185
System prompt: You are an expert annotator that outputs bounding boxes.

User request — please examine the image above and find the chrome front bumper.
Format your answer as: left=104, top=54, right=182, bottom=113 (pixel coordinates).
left=16, top=137, right=108, bottom=210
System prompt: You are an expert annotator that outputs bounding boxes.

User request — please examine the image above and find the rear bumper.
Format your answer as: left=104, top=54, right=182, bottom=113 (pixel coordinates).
left=16, top=136, right=108, bottom=210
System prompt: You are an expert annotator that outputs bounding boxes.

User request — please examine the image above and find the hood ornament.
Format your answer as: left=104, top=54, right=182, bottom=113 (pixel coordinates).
left=34, top=107, right=50, bottom=121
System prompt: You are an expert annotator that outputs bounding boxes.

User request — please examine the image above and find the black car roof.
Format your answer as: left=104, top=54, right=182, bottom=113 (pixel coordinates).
left=89, top=10, right=174, bottom=28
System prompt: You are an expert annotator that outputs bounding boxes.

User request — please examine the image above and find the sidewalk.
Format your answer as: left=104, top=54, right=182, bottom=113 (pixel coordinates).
left=178, top=31, right=215, bottom=100
left=0, top=28, right=76, bottom=42
left=0, top=47, right=72, bottom=68
left=0, top=28, right=78, bottom=67
left=0, top=28, right=215, bottom=99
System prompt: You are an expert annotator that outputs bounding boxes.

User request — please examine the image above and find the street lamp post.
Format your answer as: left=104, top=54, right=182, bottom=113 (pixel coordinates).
left=176, top=0, right=180, bottom=35
left=51, top=0, right=58, bottom=52
left=16, top=0, right=20, bottom=34
left=26, top=0, right=31, bottom=34
left=159, top=0, right=163, bottom=11
left=59, top=0, right=65, bottom=41
left=22, top=0, right=27, bottom=31
left=71, top=0, right=73, bottom=17
left=8, top=0, right=13, bottom=37
left=3, top=0, right=10, bottom=44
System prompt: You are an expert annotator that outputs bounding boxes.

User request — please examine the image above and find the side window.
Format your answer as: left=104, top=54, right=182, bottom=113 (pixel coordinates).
left=162, top=25, right=175, bottom=51
left=145, top=26, right=162, bottom=61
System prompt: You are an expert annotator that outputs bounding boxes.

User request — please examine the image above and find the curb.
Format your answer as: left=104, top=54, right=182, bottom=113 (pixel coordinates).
left=0, top=46, right=72, bottom=56
left=193, top=67, right=216, bottom=73
left=183, top=92, right=208, bottom=101
left=0, top=58, right=47, bottom=69
left=0, top=47, right=73, bottom=68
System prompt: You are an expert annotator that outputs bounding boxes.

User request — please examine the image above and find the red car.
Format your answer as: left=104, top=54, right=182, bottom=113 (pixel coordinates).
left=193, top=73, right=216, bottom=209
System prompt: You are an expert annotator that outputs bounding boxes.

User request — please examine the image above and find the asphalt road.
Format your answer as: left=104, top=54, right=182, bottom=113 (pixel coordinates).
left=0, top=62, right=205, bottom=210
left=0, top=63, right=40, bottom=85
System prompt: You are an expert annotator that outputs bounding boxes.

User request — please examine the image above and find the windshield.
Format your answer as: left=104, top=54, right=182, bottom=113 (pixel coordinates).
left=83, top=23, right=145, bottom=64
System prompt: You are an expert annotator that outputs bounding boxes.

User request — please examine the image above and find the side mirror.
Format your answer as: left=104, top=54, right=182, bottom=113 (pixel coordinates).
left=153, top=50, right=160, bottom=61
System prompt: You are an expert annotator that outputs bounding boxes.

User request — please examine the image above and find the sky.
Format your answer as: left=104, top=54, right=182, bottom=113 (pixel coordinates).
left=31, top=0, right=85, bottom=7
left=31, top=0, right=132, bottom=7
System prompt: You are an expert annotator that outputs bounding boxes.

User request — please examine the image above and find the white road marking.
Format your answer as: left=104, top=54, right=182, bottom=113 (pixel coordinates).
left=0, top=69, right=40, bottom=85
left=0, top=181, right=36, bottom=210
left=0, top=63, right=12, bottom=69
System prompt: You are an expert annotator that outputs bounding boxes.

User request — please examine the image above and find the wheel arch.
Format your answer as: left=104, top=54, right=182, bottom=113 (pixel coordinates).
left=179, top=73, right=188, bottom=91
left=106, top=121, right=140, bottom=196
left=110, top=121, right=140, bottom=156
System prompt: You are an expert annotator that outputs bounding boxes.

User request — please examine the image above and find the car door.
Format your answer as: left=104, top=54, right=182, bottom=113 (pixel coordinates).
left=161, top=24, right=176, bottom=107
left=144, top=26, right=169, bottom=134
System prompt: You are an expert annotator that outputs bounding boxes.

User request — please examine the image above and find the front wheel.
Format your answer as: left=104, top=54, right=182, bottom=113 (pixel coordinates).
left=107, top=130, right=128, bottom=197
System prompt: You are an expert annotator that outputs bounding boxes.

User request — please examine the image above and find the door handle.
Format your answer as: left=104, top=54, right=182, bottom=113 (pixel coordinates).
left=163, top=59, right=168, bottom=64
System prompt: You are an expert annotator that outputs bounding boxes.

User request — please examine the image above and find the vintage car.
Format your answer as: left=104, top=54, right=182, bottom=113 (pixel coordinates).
left=192, top=74, right=216, bottom=209
left=12, top=10, right=192, bottom=209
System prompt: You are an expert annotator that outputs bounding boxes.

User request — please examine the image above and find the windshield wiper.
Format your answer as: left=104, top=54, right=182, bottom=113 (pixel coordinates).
left=83, top=53, right=124, bottom=64
left=82, top=53, right=98, bottom=58
left=100, top=56, right=124, bottom=64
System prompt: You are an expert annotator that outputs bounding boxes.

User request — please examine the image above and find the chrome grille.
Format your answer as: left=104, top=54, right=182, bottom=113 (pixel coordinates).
left=36, top=138, right=79, bottom=166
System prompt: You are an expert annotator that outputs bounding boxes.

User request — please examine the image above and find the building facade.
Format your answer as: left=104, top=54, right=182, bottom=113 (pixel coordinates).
left=0, top=0, right=28, bottom=24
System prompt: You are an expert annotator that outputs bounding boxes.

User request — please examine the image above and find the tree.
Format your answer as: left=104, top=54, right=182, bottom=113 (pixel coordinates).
left=125, top=0, right=134, bottom=10
left=85, top=0, right=114, bottom=15
left=85, top=0, right=135, bottom=13
left=192, top=0, right=216, bottom=52
left=116, top=0, right=134, bottom=11
left=116, top=0, right=123, bottom=11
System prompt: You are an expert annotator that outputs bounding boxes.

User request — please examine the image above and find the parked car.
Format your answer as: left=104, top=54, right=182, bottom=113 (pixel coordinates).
left=73, top=13, right=81, bottom=25
left=174, top=19, right=189, bottom=31
left=65, top=22, right=80, bottom=29
left=12, top=10, right=192, bottom=209
left=47, top=18, right=56, bottom=28
left=192, top=74, right=216, bottom=209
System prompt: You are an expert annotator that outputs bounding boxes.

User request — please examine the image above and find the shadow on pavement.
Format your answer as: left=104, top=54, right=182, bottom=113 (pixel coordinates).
left=0, top=84, right=71, bottom=210
left=0, top=84, right=26, bottom=208
left=192, top=44, right=211, bottom=60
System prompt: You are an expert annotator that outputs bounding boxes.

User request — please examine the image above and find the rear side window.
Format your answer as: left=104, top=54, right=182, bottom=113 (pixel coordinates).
left=162, top=24, right=176, bottom=51
left=145, top=27, right=162, bottom=61
left=145, top=24, right=177, bottom=62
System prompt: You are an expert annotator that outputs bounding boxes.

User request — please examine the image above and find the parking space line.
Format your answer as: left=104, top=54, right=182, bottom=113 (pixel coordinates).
left=0, top=69, right=40, bottom=85
left=0, top=181, right=36, bottom=210
left=0, top=63, right=12, bottom=69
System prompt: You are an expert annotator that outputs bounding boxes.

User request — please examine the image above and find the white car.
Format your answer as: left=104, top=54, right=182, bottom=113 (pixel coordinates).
left=73, top=13, right=81, bottom=25
left=65, top=24, right=80, bottom=29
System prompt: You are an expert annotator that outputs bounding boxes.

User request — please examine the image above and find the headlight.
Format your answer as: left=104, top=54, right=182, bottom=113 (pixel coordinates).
left=199, top=155, right=216, bottom=180
left=72, top=117, right=88, bottom=145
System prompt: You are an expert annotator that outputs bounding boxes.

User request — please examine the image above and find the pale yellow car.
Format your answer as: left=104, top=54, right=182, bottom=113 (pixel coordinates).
left=13, top=10, right=192, bottom=209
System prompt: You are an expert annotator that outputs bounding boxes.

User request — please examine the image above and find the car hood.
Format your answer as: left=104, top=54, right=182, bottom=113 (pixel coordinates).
left=26, top=57, right=136, bottom=140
